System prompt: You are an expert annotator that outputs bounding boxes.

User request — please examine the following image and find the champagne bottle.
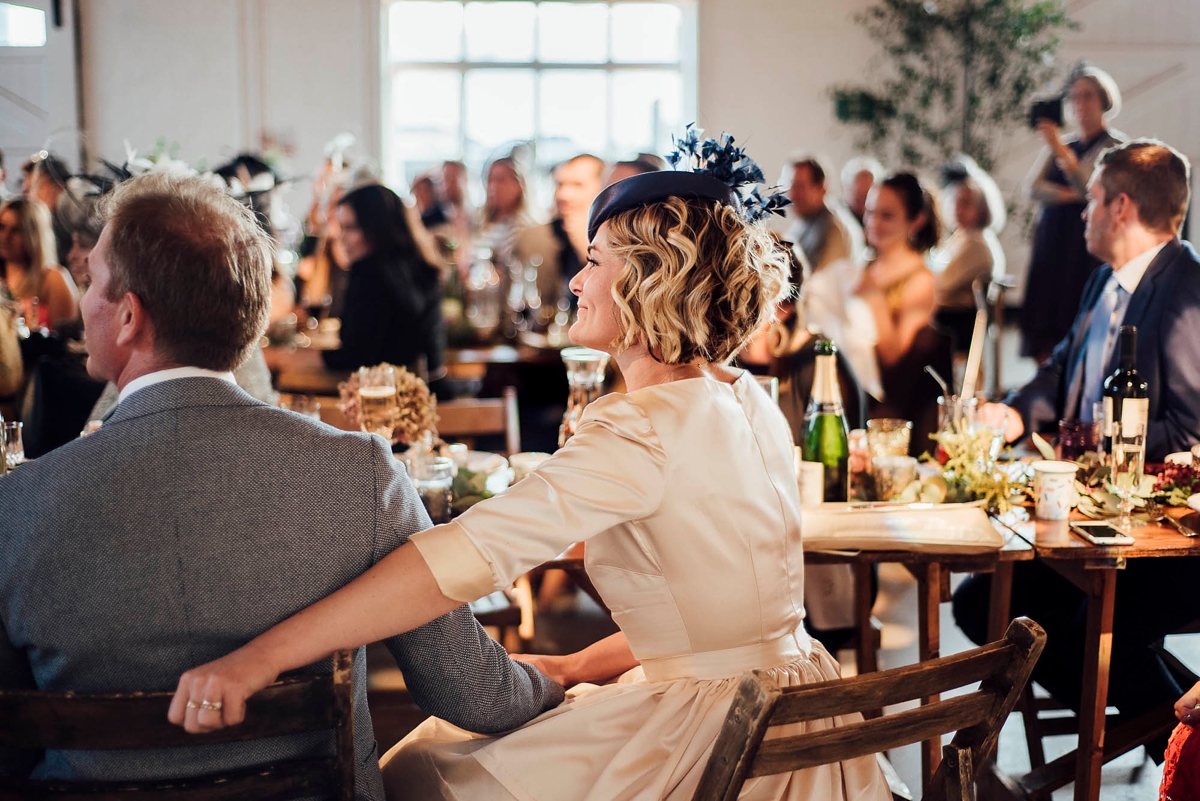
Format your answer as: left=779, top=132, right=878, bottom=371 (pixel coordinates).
left=804, top=338, right=850, bottom=502
left=1101, top=326, right=1148, bottom=450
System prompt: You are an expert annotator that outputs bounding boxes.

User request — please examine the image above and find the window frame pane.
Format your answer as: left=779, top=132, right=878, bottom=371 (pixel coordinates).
left=382, top=0, right=696, bottom=196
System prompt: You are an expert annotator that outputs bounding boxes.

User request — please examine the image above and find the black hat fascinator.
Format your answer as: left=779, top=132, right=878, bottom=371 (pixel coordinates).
left=587, top=125, right=790, bottom=241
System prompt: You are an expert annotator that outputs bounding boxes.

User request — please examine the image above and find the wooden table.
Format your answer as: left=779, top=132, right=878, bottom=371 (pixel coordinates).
left=982, top=508, right=1200, bottom=801
left=804, top=521, right=1034, bottom=789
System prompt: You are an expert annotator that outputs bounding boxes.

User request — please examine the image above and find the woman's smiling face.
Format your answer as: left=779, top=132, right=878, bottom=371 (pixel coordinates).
left=568, top=222, right=624, bottom=354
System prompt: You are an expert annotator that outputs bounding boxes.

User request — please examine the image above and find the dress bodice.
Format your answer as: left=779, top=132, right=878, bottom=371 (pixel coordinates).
left=413, top=372, right=809, bottom=680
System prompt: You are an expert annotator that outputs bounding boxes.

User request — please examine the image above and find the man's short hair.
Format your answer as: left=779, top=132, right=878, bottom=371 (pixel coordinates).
left=786, top=155, right=828, bottom=187
left=558, top=153, right=606, bottom=179
left=1095, top=139, right=1191, bottom=235
left=100, top=173, right=273, bottom=371
left=841, top=156, right=883, bottom=188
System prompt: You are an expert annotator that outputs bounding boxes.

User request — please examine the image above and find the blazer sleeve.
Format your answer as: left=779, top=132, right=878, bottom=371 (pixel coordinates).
left=1147, top=264, right=1200, bottom=459
left=366, top=437, right=564, bottom=734
left=1006, top=268, right=1110, bottom=429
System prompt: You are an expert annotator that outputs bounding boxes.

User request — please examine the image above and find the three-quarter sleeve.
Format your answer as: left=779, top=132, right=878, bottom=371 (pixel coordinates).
left=412, top=393, right=668, bottom=602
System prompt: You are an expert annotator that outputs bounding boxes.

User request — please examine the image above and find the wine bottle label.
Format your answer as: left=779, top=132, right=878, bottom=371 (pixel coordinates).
left=1102, top=396, right=1113, bottom=438
left=1120, top=397, right=1149, bottom=437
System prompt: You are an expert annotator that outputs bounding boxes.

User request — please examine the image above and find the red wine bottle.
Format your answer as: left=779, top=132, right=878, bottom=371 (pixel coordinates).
left=1101, top=326, right=1148, bottom=450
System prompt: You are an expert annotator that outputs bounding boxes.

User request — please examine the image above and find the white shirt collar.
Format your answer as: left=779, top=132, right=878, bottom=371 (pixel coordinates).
left=1111, top=241, right=1167, bottom=295
left=118, top=366, right=237, bottom=403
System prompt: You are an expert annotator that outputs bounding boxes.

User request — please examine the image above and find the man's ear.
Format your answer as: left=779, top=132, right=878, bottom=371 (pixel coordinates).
left=114, top=292, right=152, bottom=348
left=1112, top=192, right=1137, bottom=227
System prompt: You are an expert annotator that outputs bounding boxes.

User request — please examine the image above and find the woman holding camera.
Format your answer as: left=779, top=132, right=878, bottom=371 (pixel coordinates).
left=1020, top=63, right=1125, bottom=363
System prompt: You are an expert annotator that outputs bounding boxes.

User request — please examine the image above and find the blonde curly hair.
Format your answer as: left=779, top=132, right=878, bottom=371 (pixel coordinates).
left=601, top=196, right=791, bottom=364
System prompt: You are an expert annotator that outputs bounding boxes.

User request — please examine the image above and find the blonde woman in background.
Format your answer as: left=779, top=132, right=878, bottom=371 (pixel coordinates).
left=476, top=156, right=538, bottom=268
left=0, top=198, right=79, bottom=330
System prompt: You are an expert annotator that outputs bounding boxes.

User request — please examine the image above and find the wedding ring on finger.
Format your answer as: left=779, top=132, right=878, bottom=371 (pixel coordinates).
left=199, top=700, right=223, bottom=712
left=186, top=700, right=200, bottom=710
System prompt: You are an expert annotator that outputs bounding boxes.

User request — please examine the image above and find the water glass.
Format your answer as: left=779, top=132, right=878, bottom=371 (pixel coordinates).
left=1058, top=418, right=1099, bottom=461
left=867, top=418, right=912, bottom=459
left=357, top=366, right=398, bottom=440
left=937, top=395, right=978, bottom=434
left=413, top=456, right=455, bottom=524
left=1110, top=421, right=1145, bottom=532
left=873, top=455, right=918, bottom=501
left=756, top=376, right=780, bottom=405
left=3, top=421, right=24, bottom=467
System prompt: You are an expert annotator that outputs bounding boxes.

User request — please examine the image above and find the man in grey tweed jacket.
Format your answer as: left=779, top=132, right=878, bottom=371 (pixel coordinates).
left=0, top=173, right=563, bottom=799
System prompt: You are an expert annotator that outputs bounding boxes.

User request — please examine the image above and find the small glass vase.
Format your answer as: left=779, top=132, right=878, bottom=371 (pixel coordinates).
left=558, top=346, right=610, bottom=447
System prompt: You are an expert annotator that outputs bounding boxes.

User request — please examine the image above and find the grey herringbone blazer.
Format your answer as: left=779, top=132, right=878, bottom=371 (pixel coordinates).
left=0, top=377, right=562, bottom=799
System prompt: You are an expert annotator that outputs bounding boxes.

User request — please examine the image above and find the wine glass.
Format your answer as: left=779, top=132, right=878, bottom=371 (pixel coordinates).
left=1110, top=421, right=1145, bottom=532
left=356, top=366, right=399, bottom=441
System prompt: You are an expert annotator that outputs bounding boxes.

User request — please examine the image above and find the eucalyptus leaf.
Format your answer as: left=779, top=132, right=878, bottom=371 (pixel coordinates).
left=1031, top=432, right=1057, bottom=461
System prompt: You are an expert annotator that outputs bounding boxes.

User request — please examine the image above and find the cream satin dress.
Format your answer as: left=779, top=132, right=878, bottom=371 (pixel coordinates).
left=388, top=372, right=890, bottom=801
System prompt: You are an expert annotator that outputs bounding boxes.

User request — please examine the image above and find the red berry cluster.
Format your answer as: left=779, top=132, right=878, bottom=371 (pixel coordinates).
left=1154, top=463, right=1200, bottom=494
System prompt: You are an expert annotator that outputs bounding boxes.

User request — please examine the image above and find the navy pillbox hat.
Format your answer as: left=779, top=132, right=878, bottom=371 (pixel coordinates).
left=586, top=170, right=740, bottom=242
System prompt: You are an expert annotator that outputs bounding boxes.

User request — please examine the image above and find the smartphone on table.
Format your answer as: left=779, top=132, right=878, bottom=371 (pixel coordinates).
left=1069, top=521, right=1135, bottom=546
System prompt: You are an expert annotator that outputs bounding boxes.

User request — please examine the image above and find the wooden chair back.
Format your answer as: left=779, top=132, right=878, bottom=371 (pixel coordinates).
left=437, top=386, right=520, bottom=455
left=0, top=651, right=356, bottom=800
left=692, top=618, right=1046, bottom=801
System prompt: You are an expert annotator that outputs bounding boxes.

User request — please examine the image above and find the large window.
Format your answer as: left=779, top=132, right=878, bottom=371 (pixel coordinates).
left=382, top=0, right=696, bottom=201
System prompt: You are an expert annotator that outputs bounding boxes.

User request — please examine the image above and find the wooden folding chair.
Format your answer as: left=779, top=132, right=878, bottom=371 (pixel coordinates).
left=0, top=651, right=356, bottom=800
left=436, top=386, right=521, bottom=455
left=692, top=618, right=1046, bottom=801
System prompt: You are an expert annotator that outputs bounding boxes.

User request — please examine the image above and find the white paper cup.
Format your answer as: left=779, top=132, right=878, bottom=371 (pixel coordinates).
left=793, top=447, right=826, bottom=507
left=1031, top=460, right=1078, bottom=520
left=508, top=451, right=552, bottom=483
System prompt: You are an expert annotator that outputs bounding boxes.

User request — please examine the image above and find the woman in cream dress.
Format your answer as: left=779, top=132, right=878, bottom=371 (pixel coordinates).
left=169, top=165, right=890, bottom=801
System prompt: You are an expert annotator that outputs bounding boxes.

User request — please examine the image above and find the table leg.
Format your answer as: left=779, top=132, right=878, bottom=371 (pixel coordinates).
left=916, top=562, right=943, bottom=790
left=987, top=562, right=1014, bottom=643
left=854, top=562, right=878, bottom=674
left=1074, top=568, right=1116, bottom=801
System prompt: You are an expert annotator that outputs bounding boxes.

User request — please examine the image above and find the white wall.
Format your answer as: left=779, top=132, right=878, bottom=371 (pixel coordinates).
left=73, top=0, right=1200, bottom=292
left=79, top=0, right=379, bottom=214
left=696, top=0, right=874, bottom=189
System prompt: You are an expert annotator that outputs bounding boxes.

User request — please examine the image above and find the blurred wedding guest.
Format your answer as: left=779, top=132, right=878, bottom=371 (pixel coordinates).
left=783, top=155, right=864, bottom=274
left=321, top=183, right=446, bottom=386
left=806, top=172, right=950, bottom=453
left=421, top=161, right=476, bottom=274
left=932, top=156, right=1007, bottom=349
left=22, top=152, right=73, bottom=263
left=603, top=153, right=665, bottom=186
left=477, top=156, right=537, bottom=267
left=1021, top=62, right=1126, bottom=362
left=296, top=171, right=351, bottom=318
left=515, top=153, right=605, bottom=304
left=0, top=198, right=79, bottom=330
left=0, top=293, right=20, bottom=398
left=60, top=186, right=106, bottom=291
left=841, top=155, right=883, bottom=226
left=411, top=173, right=439, bottom=222
left=0, top=171, right=561, bottom=792
left=958, top=141, right=1200, bottom=764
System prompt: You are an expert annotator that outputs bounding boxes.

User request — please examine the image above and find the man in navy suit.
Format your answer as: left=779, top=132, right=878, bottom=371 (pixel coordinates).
left=988, top=138, right=1200, bottom=460
left=956, top=139, right=1199, bottom=762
